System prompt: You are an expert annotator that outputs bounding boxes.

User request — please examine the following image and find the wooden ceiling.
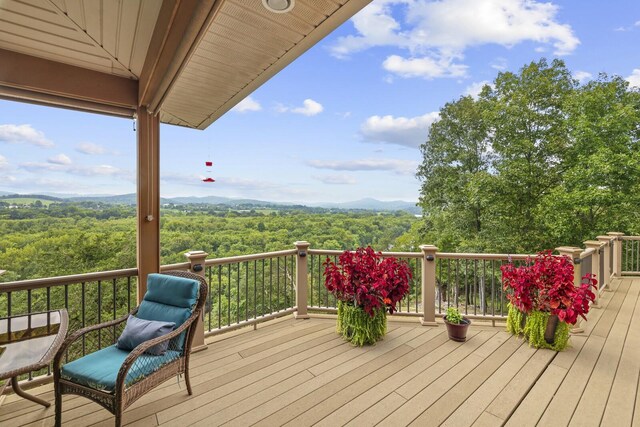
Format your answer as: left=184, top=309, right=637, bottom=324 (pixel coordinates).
left=0, top=0, right=371, bottom=130
left=0, top=0, right=161, bottom=78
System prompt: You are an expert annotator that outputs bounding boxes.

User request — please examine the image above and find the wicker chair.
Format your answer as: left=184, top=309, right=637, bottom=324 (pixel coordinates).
left=53, top=271, right=207, bottom=427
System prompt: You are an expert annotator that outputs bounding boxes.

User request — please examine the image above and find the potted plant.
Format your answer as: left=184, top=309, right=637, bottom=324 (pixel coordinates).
left=323, top=247, right=411, bottom=346
left=501, top=251, right=597, bottom=350
left=443, top=306, right=471, bottom=342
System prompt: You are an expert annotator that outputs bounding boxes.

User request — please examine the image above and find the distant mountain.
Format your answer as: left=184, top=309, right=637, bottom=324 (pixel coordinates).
left=2, top=192, right=420, bottom=213
left=310, top=198, right=420, bottom=214
left=167, top=195, right=290, bottom=206
left=0, top=191, right=15, bottom=197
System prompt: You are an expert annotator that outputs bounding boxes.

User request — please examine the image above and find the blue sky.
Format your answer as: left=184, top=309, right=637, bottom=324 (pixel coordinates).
left=1, top=0, right=639, bottom=203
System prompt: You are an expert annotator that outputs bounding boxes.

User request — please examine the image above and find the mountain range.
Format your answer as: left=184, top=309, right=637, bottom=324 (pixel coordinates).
left=0, top=192, right=420, bottom=214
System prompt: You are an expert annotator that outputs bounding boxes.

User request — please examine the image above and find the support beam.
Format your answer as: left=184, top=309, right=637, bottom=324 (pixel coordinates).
left=136, top=107, right=161, bottom=302
left=138, top=0, right=220, bottom=112
left=0, top=49, right=137, bottom=113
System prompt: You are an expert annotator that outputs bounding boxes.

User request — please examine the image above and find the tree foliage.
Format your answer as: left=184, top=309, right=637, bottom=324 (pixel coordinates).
left=417, top=59, right=640, bottom=253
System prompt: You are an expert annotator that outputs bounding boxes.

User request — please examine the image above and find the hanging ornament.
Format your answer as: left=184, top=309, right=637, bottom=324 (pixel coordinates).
left=202, top=151, right=215, bottom=183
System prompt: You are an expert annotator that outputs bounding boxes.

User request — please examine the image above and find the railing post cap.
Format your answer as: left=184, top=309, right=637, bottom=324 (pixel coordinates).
left=555, top=246, right=583, bottom=256
left=294, top=241, right=310, bottom=248
left=607, top=232, right=625, bottom=237
left=419, top=244, right=438, bottom=253
left=596, top=235, right=613, bottom=241
left=583, top=240, right=601, bottom=248
left=184, top=251, right=208, bottom=260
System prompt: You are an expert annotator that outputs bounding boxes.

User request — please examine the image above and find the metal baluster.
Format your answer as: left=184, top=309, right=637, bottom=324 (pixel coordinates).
left=27, top=290, right=32, bottom=380
left=112, top=279, right=117, bottom=344
left=277, top=257, right=280, bottom=311
left=473, top=260, right=477, bottom=316
left=245, top=262, right=249, bottom=322
left=218, top=265, right=222, bottom=329
left=269, top=258, right=273, bottom=314
left=207, top=267, right=212, bottom=331
left=236, top=263, right=240, bottom=325
left=491, top=260, right=495, bottom=317
left=262, top=259, right=265, bottom=317
left=310, top=254, right=314, bottom=308
left=97, top=280, right=102, bottom=349
left=81, top=282, right=86, bottom=356
left=318, top=256, right=322, bottom=307
left=437, top=258, right=442, bottom=314
left=253, top=260, right=257, bottom=320
left=127, top=277, right=131, bottom=313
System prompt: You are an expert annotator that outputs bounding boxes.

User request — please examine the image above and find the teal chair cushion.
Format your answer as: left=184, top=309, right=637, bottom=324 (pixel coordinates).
left=60, top=345, right=180, bottom=393
left=143, top=274, right=199, bottom=308
left=136, top=274, right=200, bottom=350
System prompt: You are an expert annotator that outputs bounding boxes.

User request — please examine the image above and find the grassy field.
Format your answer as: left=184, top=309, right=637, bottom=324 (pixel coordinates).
left=0, top=198, right=57, bottom=206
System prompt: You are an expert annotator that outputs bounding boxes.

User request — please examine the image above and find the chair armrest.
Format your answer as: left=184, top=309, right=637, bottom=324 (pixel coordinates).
left=115, top=307, right=202, bottom=389
left=54, top=310, right=135, bottom=371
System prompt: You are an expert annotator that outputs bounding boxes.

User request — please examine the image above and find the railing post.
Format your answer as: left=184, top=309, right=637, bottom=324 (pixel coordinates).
left=294, top=241, right=310, bottom=319
left=584, top=241, right=601, bottom=308
left=420, top=245, right=438, bottom=326
left=556, top=246, right=585, bottom=334
left=607, top=232, right=624, bottom=277
left=597, top=236, right=611, bottom=290
left=185, top=250, right=208, bottom=352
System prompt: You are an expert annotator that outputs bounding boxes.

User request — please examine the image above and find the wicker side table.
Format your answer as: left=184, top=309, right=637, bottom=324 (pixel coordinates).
left=0, top=310, right=68, bottom=407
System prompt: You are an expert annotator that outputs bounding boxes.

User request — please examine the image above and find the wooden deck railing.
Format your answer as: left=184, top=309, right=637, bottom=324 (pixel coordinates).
left=0, top=230, right=632, bottom=388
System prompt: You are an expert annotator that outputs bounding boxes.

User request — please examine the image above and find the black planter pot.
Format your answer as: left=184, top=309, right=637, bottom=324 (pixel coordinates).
left=544, top=314, right=559, bottom=344
left=444, top=317, right=471, bottom=342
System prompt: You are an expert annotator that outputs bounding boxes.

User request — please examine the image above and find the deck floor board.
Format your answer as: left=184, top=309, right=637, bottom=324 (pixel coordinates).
left=0, top=278, right=636, bottom=427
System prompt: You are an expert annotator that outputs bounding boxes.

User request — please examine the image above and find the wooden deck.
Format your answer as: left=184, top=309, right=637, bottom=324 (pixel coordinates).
left=1, top=277, right=639, bottom=426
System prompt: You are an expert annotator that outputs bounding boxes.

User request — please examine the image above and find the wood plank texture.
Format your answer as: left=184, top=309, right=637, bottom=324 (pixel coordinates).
left=0, top=277, right=637, bottom=426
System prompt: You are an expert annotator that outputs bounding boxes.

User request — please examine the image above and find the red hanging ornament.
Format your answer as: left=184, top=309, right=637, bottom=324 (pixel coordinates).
left=202, top=177, right=215, bottom=183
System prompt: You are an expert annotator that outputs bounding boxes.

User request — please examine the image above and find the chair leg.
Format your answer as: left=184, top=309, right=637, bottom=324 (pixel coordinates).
left=185, top=368, right=193, bottom=395
left=115, top=411, right=122, bottom=427
left=54, top=385, right=62, bottom=427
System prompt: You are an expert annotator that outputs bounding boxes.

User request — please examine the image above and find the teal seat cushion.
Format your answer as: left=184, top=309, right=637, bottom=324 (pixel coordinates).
left=60, top=345, right=180, bottom=393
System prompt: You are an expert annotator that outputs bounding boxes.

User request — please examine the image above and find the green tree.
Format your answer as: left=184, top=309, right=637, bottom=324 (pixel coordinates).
left=418, top=58, right=640, bottom=253
left=418, top=91, right=494, bottom=251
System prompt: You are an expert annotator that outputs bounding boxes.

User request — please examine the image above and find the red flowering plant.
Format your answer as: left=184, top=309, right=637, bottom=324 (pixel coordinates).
left=501, top=251, right=597, bottom=325
left=323, top=246, right=412, bottom=317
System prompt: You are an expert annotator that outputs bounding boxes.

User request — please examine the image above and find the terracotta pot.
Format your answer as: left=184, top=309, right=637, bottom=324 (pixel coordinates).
left=444, top=317, right=471, bottom=342
left=544, top=314, right=559, bottom=344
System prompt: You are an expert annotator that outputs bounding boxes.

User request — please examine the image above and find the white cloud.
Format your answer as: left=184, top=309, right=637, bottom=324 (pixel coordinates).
left=275, top=99, right=324, bottom=116
left=76, top=142, right=107, bottom=155
left=331, top=0, right=579, bottom=79
left=491, top=57, right=508, bottom=70
left=48, top=154, right=72, bottom=165
left=307, top=158, right=419, bottom=175
left=464, top=80, right=492, bottom=98
left=635, top=20, right=640, bottom=27
left=573, top=71, right=592, bottom=84
left=0, top=155, right=8, bottom=170
left=312, top=174, right=357, bottom=185
left=329, top=1, right=408, bottom=59
left=19, top=161, right=130, bottom=178
left=360, top=112, right=440, bottom=148
left=383, top=55, right=467, bottom=79
left=232, top=96, right=262, bottom=113
left=292, top=99, right=324, bottom=116
left=626, top=69, right=640, bottom=88
left=0, top=124, right=53, bottom=147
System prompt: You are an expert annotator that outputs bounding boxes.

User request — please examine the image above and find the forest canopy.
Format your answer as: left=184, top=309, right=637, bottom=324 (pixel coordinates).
left=417, top=59, right=640, bottom=253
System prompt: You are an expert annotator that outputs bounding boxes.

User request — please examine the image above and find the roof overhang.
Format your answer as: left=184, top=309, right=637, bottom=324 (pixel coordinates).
left=0, top=0, right=371, bottom=129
